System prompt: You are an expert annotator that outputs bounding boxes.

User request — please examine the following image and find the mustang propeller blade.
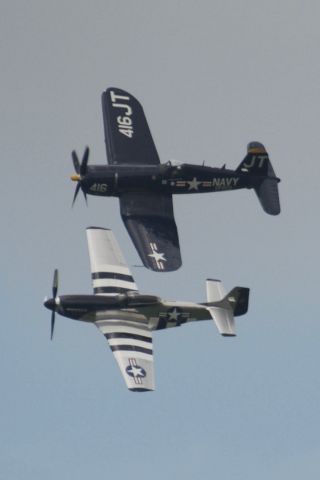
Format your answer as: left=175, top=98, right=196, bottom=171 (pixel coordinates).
left=71, top=147, right=89, bottom=206
left=52, top=268, right=58, bottom=298
left=51, top=268, right=59, bottom=340
left=50, top=311, right=55, bottom=341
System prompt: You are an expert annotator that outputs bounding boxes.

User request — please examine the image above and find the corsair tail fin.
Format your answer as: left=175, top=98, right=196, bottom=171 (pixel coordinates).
left=205, top=280, right=249, bottom=336
left=237, top=142, right=280, bottom=215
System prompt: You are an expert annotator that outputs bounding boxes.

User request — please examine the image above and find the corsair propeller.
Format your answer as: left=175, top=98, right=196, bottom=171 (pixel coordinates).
left=71, top=147, right=89, bottom=206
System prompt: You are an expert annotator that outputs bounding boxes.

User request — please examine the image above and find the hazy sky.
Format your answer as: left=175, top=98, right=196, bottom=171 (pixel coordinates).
left=1, top=1, right=320, bottom=479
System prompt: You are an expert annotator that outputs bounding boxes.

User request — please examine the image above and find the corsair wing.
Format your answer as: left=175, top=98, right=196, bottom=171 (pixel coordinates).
left=95, top=317, right=155, bottom=391
left=119, top=192, right=182, bottom=272
left=101, top=87, right=160, bottom=166
left=86, top=227, right=138, bottom=295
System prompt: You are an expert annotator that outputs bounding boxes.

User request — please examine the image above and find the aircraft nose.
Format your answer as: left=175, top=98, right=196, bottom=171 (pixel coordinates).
left=44, top=297, right=55, bottom=311
left=70, top=174, right=81, bottom=181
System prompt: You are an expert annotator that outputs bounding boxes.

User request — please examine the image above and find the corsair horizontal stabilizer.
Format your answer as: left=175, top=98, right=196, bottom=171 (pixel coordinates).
left=237, top=142, right=280, bottom=215
left=254, top=177, right=280, bottom=215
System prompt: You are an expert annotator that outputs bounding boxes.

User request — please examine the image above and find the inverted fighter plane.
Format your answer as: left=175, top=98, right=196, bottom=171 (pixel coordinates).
left=71, top=87, right=281, bottom=271
left=44, top=227, right=249, bottom=391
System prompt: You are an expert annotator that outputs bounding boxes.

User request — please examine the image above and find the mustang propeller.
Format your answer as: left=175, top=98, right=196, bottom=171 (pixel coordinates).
left=44, top=269, right=59, bottom=340
left=71, top=147, right=89, bottom=206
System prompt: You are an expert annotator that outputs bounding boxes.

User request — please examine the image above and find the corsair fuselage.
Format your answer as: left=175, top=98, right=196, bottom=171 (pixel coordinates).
left=74, top=163, right=265, bottom=197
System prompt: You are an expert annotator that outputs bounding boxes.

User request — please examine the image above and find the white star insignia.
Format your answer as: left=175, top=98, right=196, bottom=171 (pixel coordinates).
left=187, top=177, right=202, bottom=190
left=127, top=365, right=145, bottom=378
left=168, top=308, right=180, bottom=321
left=148, top=251, right=167, bottom=262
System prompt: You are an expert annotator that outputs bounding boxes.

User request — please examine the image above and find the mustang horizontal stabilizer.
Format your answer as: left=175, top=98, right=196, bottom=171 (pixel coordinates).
left=205, top=280, right=250, bottom=336
left=86, top=227, right=138, bottom=295
left=95, top=318, right=155, bottom=391
left=120, top=192, right=182, bottom=272
left=237, top=142, right=281, bottom=215
left=102, top=87, right=160, bottom=166
left=206, top=279, right=226, bottom=302
left=207, top=307, right=236, bottom=336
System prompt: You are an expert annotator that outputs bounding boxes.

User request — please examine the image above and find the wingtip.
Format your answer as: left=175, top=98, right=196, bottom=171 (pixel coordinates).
left=129, top=387, right=155, bottom=392
left=86, top=226, right=112, bottom=231
left=144, top=258, right=182, bottom=273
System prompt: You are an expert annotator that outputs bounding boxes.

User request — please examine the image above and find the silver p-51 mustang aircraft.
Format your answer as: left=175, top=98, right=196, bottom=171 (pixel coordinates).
left=44, top=228, right=249, bottom=391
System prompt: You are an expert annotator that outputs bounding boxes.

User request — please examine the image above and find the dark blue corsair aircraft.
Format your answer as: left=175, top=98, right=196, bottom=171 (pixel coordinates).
left=71, top=88, right=281, bottom=272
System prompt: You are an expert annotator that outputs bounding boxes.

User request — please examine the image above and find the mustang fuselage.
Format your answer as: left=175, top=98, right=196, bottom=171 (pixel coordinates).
left=74, top=163, right=264, bottom=197
left=44, top=293, right=219, bottom=331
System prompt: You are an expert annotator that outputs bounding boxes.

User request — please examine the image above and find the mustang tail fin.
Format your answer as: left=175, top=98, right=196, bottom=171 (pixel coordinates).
left=237, top=142, right=281, bottom=215
left=205, top=279, right=249, bottom=336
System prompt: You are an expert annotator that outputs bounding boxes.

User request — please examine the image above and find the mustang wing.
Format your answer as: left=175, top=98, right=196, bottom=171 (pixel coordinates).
left=120, top=192, right=182, bottom=272
left=86, top=227, right=138, bottom=295
left=95, top=317, right=155, bottom=391
left=101, top=87, right=160, bottom=165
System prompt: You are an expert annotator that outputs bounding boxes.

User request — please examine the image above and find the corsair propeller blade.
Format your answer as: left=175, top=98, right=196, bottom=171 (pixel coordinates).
left=72, top=182, right=81, bottom=207
left=72, top=151, right=80, bottom=174
left=80, top=146, right=89, bottom=176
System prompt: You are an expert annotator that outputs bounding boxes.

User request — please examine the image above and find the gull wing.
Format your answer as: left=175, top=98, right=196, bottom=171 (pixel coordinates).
left=119, top=192, right=182, bottom=272
left=95, top=317, right=155, bottom=391
left=101, top=87, right=160, bottom=165
left=86, top=227, right=138, bottom=295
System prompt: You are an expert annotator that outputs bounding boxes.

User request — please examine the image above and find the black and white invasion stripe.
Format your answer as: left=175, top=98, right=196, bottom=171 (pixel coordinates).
left=96, top=320, right=153, bottom=360
left=95, top=318, right=155, bottom=391
left=92, top=264, right=138, bottom=296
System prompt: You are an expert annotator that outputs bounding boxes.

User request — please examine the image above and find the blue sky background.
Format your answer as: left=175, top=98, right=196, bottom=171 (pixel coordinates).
left=1, top=1, right=320, bottom=478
